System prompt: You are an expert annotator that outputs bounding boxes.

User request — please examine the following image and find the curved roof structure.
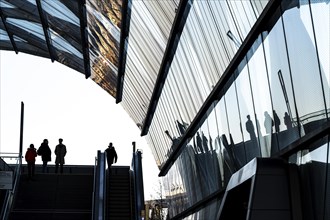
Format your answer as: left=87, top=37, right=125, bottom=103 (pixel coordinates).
left=0, top=0, right=270, bottom=169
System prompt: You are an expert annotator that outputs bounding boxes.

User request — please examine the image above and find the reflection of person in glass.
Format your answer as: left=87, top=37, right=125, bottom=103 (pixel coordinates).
left=245, top=115, right=257, bottom=142
left=273, top=110, right=281, bottom=133
left=284, top=112, right=293, bottom=130
left=264, top=111, right=274, bottom=134
left=196, top=132, right=204, bottom=153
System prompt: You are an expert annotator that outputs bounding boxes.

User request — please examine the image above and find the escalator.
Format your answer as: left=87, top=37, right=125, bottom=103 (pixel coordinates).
left=106, top=166, right=132, bottom=220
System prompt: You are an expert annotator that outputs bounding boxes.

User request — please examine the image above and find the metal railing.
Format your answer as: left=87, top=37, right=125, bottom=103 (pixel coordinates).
left=131, top=142, right=145, bottom=220
left=0, top=152, right=22, bottom=220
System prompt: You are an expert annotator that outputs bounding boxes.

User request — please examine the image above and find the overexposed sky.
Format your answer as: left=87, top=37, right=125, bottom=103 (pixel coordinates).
left=0, top=51, right=160, bottom=199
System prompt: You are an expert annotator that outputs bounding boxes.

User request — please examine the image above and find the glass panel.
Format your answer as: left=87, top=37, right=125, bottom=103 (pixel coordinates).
left=310, top=1, right=330, bottom=118
left=225, top=80, right=246, bottom=168
left=282, top=1, right=327, bottom=136
left=165, top=163, right=185, bottom=218
left=182, top=199, right=221, bottom=220
left=7, top=18, right=45, bottom=41
left=0, top=28, right=10, bottom=41
left=215, top=97, right=236, bottom=182
left=236, top=62, right=261, bottom=162
left=41, top=0, right=79, bottom=26
left=1, top=0, right=16, bottom=8
left=262, top=9, right=300, bottom=151
left=249, top=36, right=274, bottom=157
left=199, top=115, right=221, bottom=195
left=87, top=0, right=121, bottom=97
left=209, top=103, right=226, bottom=189
left=50, top=29, right=82, bottom=58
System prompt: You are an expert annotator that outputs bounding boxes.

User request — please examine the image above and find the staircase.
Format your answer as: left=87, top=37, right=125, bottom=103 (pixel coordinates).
left=9, top=166, right=94, bottom=220
left=106, top=166, right=132, bottom=220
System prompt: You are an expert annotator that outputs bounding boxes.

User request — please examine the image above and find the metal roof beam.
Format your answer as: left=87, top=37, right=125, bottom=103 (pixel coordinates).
left=78, top=0, right=90, bottom=79
left=140, top=0, right=192, bottom=136
left=0, top=7, right=18, bottom=53
left=115, top=0, right=132, bottom=104
left=36, top=0, right=55, bottom=62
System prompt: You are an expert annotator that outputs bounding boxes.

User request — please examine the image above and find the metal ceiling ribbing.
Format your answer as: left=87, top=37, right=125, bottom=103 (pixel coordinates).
left=0, top=0, right=123, bottom=91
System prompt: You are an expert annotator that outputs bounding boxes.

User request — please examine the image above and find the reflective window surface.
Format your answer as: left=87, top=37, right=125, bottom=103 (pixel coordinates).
left=41, top=0, right=79, bottom=26
left=282, top=2, right=327, bottom=136
left=310, top=2, right=330, bottom=118
left=87, top=0, right=122, bottom=97
left=163, top=1, right=330, bottom=218
left=248, top=36, right=274, bottom=157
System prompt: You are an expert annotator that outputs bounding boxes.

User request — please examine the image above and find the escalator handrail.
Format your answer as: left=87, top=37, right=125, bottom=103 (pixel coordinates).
left=92, top=151, right=106, bottom=220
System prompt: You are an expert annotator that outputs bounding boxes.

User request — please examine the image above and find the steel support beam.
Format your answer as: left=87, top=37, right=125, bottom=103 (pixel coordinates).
left=0, top=8, right=18, bottom=53
left=115, top=0, right=132, bottom=104
left=36, top=0, right=55, bottom=62
left=78, top=0, right=90, bottom=78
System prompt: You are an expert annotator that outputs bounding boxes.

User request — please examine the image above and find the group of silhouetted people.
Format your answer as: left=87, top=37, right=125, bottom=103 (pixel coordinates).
left=245, top=111, right=293, bottom=141
left=24, top=138, right=67, bottom=180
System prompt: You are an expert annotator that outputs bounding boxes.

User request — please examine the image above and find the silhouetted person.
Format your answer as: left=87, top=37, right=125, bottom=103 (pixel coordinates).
left=264, top=111, right=274, bottom=134
left=55, top=138, right=67, bottom=174
left=284, top=112, right=293, bottom=130
left=196, top=132, right=204, bottom=153
left=246, top=115, right=257, bottom=142
left=25, top=144, right=37, bottom=180
left=105, top=142, right=117, bottom=168
left=37, top=139, right=51, bottom=173
left=273, top=110, right=281, bottom=133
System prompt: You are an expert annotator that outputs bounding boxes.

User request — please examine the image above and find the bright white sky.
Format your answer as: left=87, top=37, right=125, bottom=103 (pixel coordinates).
left=0, top=51, right=161, bottom=200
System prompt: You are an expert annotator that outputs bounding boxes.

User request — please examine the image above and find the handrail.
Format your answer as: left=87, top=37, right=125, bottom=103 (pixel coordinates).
left=91, top=155, right=97, bottom=219
left=131, top=142, right=145, bottom=220
left=92, top=150, right=106, bottom=220
left=0, top=153, right=22, bottom=220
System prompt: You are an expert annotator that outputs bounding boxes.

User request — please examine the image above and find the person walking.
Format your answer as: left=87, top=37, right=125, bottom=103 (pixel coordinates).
left=37, top=139, right=51, bottom=173
left=105, top=142, right=117, bottom=168
left=54, top=138, right=67, bottom=174
left=25, top=144, right=38, bottom=180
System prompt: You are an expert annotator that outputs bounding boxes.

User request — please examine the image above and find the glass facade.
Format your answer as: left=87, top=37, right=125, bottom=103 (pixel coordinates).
left=160, top=0, right=330, bottom=218
left=1, top=0, right=330, bottom=219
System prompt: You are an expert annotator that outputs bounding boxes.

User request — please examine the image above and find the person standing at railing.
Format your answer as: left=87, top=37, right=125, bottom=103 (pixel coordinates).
left=54, top=138, right=67, bottom=174
left=37, top=139, right=52, bottom=173
left=25, top=144, right=38, bottom=180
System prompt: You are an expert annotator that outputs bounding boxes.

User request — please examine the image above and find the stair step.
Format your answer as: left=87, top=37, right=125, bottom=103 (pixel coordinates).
left=106, top=167, right=132, bottom=219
